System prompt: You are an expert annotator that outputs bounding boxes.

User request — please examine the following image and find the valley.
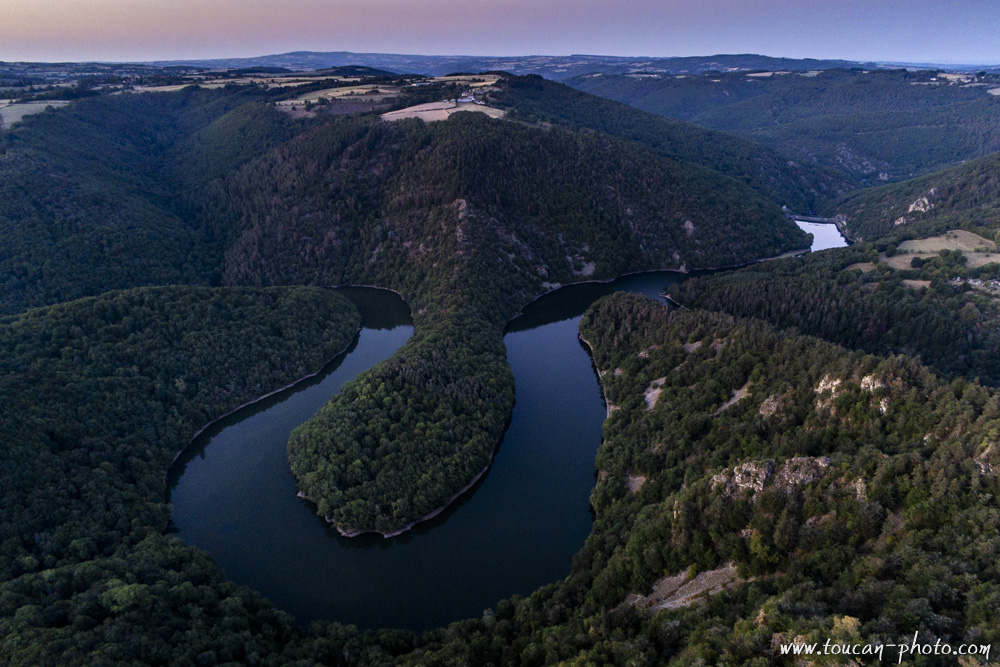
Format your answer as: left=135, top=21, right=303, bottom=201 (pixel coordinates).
left=2, top=51, right=1000, bottom=666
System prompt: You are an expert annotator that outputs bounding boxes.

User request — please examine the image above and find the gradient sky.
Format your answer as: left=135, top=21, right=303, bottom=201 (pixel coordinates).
left=2, top=0, right=999, bottom=64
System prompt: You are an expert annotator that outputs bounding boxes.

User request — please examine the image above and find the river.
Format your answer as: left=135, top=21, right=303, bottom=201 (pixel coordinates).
left=168, top=230, right=846, bottom=631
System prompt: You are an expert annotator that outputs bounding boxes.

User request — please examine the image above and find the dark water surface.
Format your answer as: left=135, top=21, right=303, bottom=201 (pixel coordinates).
left=170, top=250, right=835, bottom=629
left=168, top=275, right=687, bottom=631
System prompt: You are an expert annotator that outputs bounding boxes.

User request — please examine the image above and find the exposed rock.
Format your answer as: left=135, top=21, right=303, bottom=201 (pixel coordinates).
left=625, top=474, right=648, bottom=493
left=683, top=220, right=696, bottom=237
left=853, top=478, right=868, bottom=501
left=627, top=563, right=743, bottom=611
left=976, top=443, right=996, bottom=476
left=613, top=367, right=623, bottom=377
left=639, top=344, right=660, bottom=358
left=860, top=374, right=886, bottom=392
left=908, top=195, right=934, bottom=213
left=894, top=216, right=909, bottom=226
left=682, top=340, right=702, bottom=353
left=815, top=374, right=842, bottom=412
left=714, top=380, right=750, bottom=415
left=644, top=377, right=667, bottom=410
left=774, top=457, right=830, bottom=492
left=711, top=461, right=774, bottom=500
left=759, top=393, right=782, bottom=417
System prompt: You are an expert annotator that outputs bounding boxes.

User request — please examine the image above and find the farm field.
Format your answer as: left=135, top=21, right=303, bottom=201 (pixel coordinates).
left=380, top=100, right=505, bottom=122
left=882, top=230, right=1000, bottom=269
left=0, top=100, right=70, bottom=127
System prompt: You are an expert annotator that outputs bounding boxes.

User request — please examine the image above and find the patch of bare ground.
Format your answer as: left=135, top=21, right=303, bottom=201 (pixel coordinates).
left=381, top=101, right=505, bottom=123
left=644, top=377, right=667, bottom=410
left=625, top=474, right=647, bottom=493
left=845, top=262, right=876, bottom=273
left=903, top=279, right=931, bottom=290
left=627, top=563, right=743, bottom=611
left=714, top=380, right=750, bottom=415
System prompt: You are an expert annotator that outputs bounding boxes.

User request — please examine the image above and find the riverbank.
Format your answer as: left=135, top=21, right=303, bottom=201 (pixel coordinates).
left=170, top=327, right=362, bottom=468
left=578, top=333, right=618, bottom=419
left=329, top=459, right=496, bottom=538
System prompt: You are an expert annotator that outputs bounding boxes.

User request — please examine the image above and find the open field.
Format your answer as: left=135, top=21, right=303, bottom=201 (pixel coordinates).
left=0, top=100, right=70, bottom=127
left=433, top=73, right=503, bottom=87
left=381, top=100, right=505, bottom=123
left=133, top=75, right=363, bottom=95
left=293, top=83, right=401, bottom=103
left=882, top=230, right=1000, bottom=269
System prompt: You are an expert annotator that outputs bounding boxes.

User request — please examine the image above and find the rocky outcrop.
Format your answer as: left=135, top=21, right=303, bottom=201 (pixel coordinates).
left=626, top=563, right=743, bottom=611
left=758, top=393, right=782, bottom=417
left=711, top=461, right=774, bottom=500
left=773, top=456, right=830, bottom=492
left=644, top=377, right=667, bottom=410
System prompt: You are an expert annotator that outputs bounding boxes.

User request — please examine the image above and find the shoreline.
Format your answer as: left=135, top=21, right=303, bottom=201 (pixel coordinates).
left=337, top=245, right=823, bottom=539
left=577, top=333, right=616, bottom=419
left=507, top=243, right=818, bottom=324
left=325, top=459, right=496, bottom=538
left=169, top=326, right=361, bottom=469
left=180, top=244, right=828, bottom=540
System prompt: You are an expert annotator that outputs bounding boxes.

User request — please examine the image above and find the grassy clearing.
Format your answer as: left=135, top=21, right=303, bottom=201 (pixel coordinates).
left=381, top=101, right=505, bottom=123
left=0, top=100, right=69, bottom=127
left=294, top=84, right=400, bottom=103
left=882, top=230, right=1000, bottom=269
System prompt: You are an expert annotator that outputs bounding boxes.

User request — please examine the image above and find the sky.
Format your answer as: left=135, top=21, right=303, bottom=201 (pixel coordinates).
left=2, top=0, right=1000, bottom=65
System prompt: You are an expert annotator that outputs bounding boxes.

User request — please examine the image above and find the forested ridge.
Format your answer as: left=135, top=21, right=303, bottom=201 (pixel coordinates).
left=198, top=92, right=809, bottom=534
left=491, top=75, right=854, bottom=212
left=830, top=152, right=1000, bottom=241
left=673, top=244, right=1000, bottom=386
left=569, top=67, right=1000, bottom=186
left=0, top=287, right=363, bottom=663
left=0, top=286, right=360, bottom=582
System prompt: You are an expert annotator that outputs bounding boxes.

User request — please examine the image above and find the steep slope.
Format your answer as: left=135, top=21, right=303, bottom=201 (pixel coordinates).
left=0, top=87, right=308, bottom=315
left=491, top=75, right=855, bottom=212
left=210, top=110, right=808, bottom=534
left=830, top=152, right=1000, bottom=241
left=569, top=67, right=1000, bottom=186
left=673, top=243, right=1000, bottom=386
left=0, top=286, right=359, bottom=582
left=0, top=78, right=813, bottom=535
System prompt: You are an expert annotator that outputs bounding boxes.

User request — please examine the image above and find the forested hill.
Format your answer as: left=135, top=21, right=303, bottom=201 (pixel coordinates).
left=0, top=86, right=307, bottom=315
left=568, top=67, right=1000, bottom=186
left=673, top=243, right=1000, bottom=386
left=491, top=75, right=854, bottom=213
left=212, top=107, right=809, bottom=534
left=0, top=75, right=814, bottom=534
left=830, top=152, right=1000, bottom=241
left=210, top=111, right=804, bottom=299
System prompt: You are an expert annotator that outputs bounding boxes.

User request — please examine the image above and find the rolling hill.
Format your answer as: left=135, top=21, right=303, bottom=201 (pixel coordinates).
left=569, top=67, right=1000, bottom=186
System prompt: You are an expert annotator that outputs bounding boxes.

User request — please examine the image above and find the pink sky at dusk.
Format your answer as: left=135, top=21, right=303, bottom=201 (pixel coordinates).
left=2, top=0, right=999, bottom=64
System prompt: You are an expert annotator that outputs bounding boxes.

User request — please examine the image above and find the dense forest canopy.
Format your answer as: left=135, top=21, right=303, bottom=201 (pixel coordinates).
left=0, top=74, right=812, bottom=536
left=568, top=67, right=1000, bottom=187
left=673, top=244, right=1000, bottom=386
left=4, top=62, right=1000, bottom=664
left=830, top=152, right=1000, bottom=241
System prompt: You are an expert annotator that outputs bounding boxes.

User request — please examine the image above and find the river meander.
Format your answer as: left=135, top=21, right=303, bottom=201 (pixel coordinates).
left=168, top=228, right=845, bottom=631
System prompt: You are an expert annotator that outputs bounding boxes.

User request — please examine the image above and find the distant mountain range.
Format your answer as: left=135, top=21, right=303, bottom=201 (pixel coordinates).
left=144, top=51, right=872, bottom=79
